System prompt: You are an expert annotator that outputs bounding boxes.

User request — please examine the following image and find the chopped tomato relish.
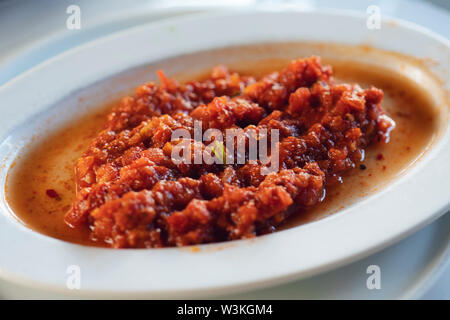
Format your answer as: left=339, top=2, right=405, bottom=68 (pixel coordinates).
left=65, top=57, right=394, bottom=248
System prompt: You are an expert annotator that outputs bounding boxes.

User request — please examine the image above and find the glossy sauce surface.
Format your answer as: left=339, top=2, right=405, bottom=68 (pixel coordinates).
left=5, top=57, right=438, bottom=247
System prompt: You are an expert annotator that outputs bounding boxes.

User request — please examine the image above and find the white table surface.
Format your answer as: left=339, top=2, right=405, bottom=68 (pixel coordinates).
left=0, top=0, right=448, bottom=299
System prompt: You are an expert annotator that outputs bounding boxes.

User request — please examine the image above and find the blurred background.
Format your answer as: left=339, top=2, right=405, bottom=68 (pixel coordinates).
left=0, top=0, right=449, bottom=86
left=0, top=0, right=448, bottom=299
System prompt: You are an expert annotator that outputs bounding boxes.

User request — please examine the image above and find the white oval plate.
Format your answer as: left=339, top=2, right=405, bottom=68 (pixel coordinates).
left=0, top=10, right=449, bottom=298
